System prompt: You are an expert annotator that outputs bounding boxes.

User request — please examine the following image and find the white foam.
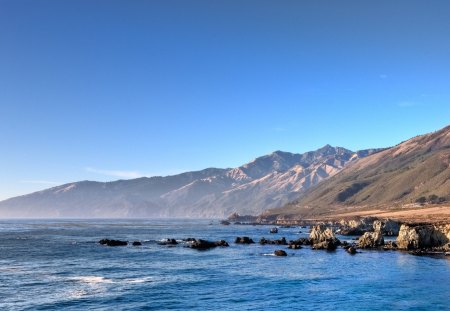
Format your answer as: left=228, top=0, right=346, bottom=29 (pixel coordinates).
left=69, top=276, right=113, bottom=284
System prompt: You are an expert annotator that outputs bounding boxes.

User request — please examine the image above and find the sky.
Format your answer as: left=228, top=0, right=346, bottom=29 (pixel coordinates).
left=1, top=0, right=450, bottom=200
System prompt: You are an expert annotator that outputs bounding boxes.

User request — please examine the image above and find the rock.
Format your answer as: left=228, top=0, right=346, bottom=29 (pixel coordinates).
left=443, top=243, right=450, bottom=252
left=339, top=228, right=366, bottom=236
left=347, top=246, right=357, bottom=254
left=220, top=220, right=231, bottom=225
left=312, top=238, right=339, bottom=251
left=310, top=224, right=340, bottom=249
left=158, top=238, right=178, bottom=245
left=99, top=239, right=127, bottom=246
left=397, top=224, right=450, bottom=250
left=373, top=219, right=400, bottom=236
left=189, top=239, right=229, bottom=250
left=383, top=241, right=398, bottom=250
left=215, top=240, right=229, bottom=247
left=270, top=227, right=278, bottom=233
left=338, top=217, right=376, bottom=236
left=274, top=250, right=287, bottom=256
left=310, top=224, right=337, bottom=243
left=288, top=244, right=302, bottom=249
left=132, top=241, right=142, bottom=246
left=259, top=237, right=287, bottom=245
left=289, top=238, right=311, bottom=246
left=358, top=231, right=384, bottom=248
left=235, top=236, right=255, bottom=244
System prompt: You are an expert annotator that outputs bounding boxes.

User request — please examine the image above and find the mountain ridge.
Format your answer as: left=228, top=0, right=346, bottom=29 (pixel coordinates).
left=0, top=145, right=383, bottom=218
left=261, top=125, right=450, bottom=222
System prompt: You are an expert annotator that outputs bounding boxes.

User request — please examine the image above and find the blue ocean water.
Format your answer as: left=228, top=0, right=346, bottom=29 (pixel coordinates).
left=0, top=219, right=449, bottom=311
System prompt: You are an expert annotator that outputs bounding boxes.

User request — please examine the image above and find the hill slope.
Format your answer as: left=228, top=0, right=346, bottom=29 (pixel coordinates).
left=262, top=125, right=450, bottom=221
left=0, top=146, right=380, bottom=218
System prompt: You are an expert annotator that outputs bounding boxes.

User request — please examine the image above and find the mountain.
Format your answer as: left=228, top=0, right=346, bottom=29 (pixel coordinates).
left=262, top=125, right=450, bottom=221
left=0, top=146, right=381, bottom=218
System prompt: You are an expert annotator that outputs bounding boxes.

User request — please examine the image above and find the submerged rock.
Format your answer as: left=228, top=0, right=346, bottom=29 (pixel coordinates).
left=235, top=236, right=255, bottom=244
left=99, top=239, right=127, bottom=246
left=274, top=250, right=287, bottom=256
left=288, top=244, right=302, bottom=249
left=158, top=238, right=178, bottom=245
left=358, top=231, right=384, bottom=248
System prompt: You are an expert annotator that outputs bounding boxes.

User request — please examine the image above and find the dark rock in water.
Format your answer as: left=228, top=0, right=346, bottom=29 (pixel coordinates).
left=99, top=239, right=127, bottom=246
left=339, top=228, right=366, bottom=236
left=289, top=238, right=311, bottom=246
left=274, top=250, right=287, bottom=256
left=312, top=238, right=340, bottom=251
left=259, top=237, right=287, bottom=245
left=158, top=238, right=178, bottom=245
left=383, top=241, right=398, bottom=250
left=132, top=241, right=142, bottom=246
left=346, top=246, right=357, bottom=254
left=220, top=220, right=231, bottom=226
left=270, top=227, right=278, bottom=234
left=288, top=244, right=302, bottom=249
left=215, top=240, right=229, bottom=247
left=189, top=239, right=229, bottom=250
left=235, top=237, right=255, bottom=244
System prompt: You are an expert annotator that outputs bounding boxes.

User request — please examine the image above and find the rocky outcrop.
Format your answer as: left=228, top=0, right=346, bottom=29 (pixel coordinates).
left=337, top=217, right=377, bottom=235
left=373, top=219, right=400, bottom=236
left=309, top=224, right=336, bottom=242
left=99, top=239, right=127, bottom=246
left=274, top=250, right=287, bottom=256
left=132, top=241, right=142, bottom=246
left=189, top=239, right=229, bottom=250
left=397, top=224, right=450, bottom=250
left=235, top=236, right=255, bottom=244
left=309, top=224, right=341, bottom=250
left=358, top=231, right=384, bottom=248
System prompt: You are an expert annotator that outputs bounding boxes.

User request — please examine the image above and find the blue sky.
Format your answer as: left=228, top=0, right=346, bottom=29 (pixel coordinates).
left=1, top=0, right=450, bottom=200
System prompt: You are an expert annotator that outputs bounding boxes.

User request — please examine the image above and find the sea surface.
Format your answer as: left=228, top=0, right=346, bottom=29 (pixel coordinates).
left=0, top=219, right=449, bottom=311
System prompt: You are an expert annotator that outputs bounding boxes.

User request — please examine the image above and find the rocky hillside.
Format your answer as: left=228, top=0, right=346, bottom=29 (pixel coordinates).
left=262, top=125, right=450, bottom=221
left=0, top=146, right=380, bottom=218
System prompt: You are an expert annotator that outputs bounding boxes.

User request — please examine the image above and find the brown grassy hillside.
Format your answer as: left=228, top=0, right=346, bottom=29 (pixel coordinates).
left=263, top=125, right=450, bottom=220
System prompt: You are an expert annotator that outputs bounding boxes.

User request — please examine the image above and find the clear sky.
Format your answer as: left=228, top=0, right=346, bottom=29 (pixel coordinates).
left=1, top=0, right=449, bottom=200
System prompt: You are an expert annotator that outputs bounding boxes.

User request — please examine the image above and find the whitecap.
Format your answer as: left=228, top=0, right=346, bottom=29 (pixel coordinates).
left=69, top=276, right=113, bottom=284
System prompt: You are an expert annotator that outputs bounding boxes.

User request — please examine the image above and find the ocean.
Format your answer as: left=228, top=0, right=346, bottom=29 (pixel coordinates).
left=0, top=219, right=449, bottom=310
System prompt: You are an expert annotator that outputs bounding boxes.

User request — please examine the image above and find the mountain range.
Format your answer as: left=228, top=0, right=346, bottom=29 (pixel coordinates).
left=0, top=145, right=382, bottom=218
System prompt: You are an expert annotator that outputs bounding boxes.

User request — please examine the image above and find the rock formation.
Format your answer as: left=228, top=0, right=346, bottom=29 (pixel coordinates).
left=358, top=231, right=384, bottom=248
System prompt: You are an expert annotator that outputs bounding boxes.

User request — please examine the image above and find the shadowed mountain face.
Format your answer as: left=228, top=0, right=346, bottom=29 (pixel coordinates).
left=263, top=125, right=450, bottom=220
left=0, top=146, right=382, bottom=218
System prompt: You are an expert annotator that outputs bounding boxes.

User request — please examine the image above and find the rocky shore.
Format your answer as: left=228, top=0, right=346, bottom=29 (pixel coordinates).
left=98, top=217, right=450, bottom=257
